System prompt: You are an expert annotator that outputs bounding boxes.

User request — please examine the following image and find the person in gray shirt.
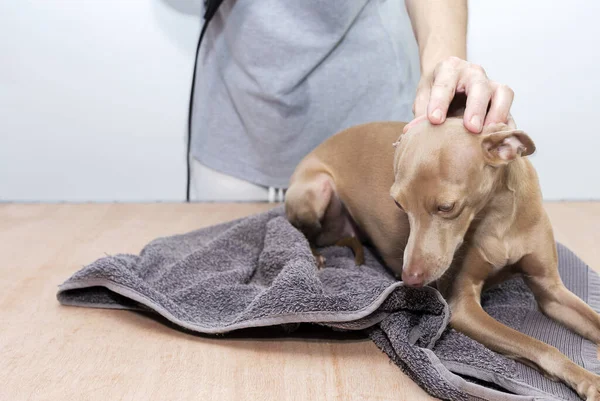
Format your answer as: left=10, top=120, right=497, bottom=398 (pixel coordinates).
left=189, top=1, right=515, bottom=202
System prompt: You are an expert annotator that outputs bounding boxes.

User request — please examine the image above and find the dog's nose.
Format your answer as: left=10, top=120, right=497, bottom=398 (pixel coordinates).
left=402, top=270, right=425, bottom=287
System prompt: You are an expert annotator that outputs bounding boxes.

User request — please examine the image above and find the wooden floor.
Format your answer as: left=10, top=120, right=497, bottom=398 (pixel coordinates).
left=1, top=202, right=599, bottom=401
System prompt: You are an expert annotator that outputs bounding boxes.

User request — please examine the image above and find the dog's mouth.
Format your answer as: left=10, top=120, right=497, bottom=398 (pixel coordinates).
left=427, top=241, right=468, bottom=286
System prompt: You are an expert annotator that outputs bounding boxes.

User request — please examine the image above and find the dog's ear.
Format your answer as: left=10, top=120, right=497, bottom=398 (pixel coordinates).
left=481, top=128, right=535, bottom=166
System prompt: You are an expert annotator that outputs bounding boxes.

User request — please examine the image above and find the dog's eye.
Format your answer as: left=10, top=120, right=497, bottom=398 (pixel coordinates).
left=394, top=200, right=405, bottom=211
left=437, top=203, right=455, bottom=213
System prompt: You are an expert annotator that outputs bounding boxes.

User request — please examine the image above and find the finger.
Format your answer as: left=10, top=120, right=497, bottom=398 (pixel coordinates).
left=403, top=114, right=429, bottom=133
left=484, top=82, right=515, bottom=127
left=462, top=66, right=492, bottom=133
left=427, top=63, right=462, bottom=125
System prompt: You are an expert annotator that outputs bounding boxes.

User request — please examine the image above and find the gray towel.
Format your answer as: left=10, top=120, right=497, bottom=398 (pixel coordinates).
left=57, top=206, right=600, bottom=401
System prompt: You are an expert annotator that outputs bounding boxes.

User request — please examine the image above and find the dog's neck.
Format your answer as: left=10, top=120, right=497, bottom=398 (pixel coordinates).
left=501, top=157, right=542, bottom=215
left=459, top=157, right=543, bottom=270
left=479, top=157, right=540, bottom=219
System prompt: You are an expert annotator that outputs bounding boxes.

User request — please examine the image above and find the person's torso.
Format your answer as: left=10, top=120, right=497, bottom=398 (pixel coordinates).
left=191, top=0, right=420, bottom=188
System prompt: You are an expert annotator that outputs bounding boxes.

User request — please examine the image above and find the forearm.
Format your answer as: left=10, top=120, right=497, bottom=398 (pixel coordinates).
left=405, top=0, right=467, bottom=75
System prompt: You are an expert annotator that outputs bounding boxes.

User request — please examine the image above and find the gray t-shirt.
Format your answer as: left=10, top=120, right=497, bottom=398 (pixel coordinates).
left=191, top=0, right=420, bottom=188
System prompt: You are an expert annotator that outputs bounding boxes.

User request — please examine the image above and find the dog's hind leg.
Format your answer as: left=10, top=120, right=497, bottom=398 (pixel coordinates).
left=334, top=236, right=365, bottom=265
left=285, top=171, right=336, bottom=268
left=285, top=170, right=362, bottom=268
left=285, top=172, right=333, bottom=240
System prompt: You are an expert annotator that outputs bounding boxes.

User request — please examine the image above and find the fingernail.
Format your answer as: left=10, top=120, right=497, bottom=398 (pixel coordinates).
left=470, top=115, right=482, bottom=131
left=431, top=109, right=442, bottom=122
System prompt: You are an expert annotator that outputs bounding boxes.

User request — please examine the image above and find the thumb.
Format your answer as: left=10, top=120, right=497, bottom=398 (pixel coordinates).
left=507, top=113, right=517, bottom=129
left=404, top=83, right=431, bottom=133
left=412, top=83, right=431, bottom=119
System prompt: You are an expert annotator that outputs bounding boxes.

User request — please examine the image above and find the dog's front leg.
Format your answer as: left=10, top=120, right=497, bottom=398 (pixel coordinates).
left=448, top=247, right=600, bottom=400
left=519, top=244, right=600, bottom=345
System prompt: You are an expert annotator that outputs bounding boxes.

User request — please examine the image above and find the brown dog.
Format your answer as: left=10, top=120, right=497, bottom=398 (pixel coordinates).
left=285, top=118, right=600, bottom=399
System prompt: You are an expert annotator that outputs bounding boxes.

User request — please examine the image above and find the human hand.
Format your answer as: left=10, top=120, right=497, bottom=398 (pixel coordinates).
left=404, top=56, right=516, bottom=134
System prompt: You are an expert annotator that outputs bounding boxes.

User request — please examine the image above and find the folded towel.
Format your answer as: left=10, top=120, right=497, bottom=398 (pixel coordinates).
left=57, top=206, right=600, bottom=401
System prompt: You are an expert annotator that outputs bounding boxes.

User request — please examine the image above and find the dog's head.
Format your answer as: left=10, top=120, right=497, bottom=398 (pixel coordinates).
left=390, top=117, right=535, bottom=286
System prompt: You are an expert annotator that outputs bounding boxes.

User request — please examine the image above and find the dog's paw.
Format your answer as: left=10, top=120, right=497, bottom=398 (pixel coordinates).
left=577, top=372, right=600, bottom=400
left=315, top=254, right=326, bottom=269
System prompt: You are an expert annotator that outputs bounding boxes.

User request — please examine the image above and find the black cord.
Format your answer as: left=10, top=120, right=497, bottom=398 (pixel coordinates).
left=186, top=1, right=224, bottom=202
left=186, top=20, right=210, bottom=202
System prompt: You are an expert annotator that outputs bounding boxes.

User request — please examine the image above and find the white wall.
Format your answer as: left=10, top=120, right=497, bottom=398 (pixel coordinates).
left=0, top=0, right=200, bottom=201
left=467, top=1, right=600, bottom=200
left=1, top=1, right=599, bottom=201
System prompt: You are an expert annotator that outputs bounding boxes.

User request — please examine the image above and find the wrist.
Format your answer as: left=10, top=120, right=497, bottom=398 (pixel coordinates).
left=418, top=39, right=467, bottom=76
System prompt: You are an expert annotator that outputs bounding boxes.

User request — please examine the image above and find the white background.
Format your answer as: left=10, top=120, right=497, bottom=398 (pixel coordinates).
left=1, top=0, right=599, bottom=202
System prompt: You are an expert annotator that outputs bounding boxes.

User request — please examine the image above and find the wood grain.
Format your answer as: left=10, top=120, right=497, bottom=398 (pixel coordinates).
left=0, top=202, right=598, bottom=401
